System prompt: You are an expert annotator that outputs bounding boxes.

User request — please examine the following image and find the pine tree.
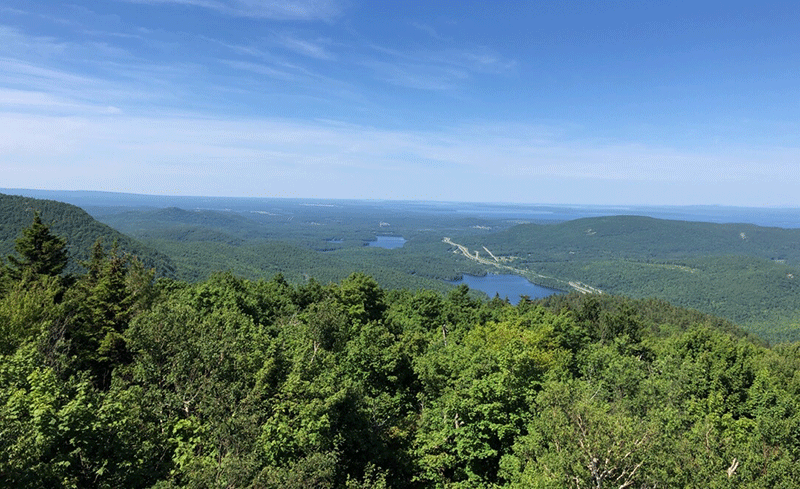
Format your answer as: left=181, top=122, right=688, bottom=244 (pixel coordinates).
left=6, top=212, right=68, bottom=279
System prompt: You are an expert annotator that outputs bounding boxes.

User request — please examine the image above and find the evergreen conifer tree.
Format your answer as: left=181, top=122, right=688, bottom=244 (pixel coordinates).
left=6, top=212, right=68, bottom=279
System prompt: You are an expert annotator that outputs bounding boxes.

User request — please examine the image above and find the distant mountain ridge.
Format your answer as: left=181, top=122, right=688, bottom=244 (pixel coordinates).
left=4, top=188, right=800, bottom=228
left=0, top=193, right=175, bottom=277
left=481, top=215, right=800, bottom=263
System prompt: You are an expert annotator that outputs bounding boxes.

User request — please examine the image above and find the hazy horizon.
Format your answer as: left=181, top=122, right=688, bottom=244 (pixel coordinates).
left=4, top=186, right=799, bottom=209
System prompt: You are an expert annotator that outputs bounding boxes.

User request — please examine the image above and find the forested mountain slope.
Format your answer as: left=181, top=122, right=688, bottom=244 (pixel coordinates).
left=457, top=216, right=800, bottom=342
left=478, top=215, right=800, bottom=263
left=99, top=207, right=272, bottom=243
left=1, top=217, right=798, bottom=487
left=0, top=193, right=175, bottom=277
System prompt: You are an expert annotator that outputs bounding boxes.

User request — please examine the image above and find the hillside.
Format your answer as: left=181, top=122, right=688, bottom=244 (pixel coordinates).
left=0, top=193, right=175, bottom=277
left=98, top=207, right=272, bottom=243
left=456, top=216, right=800, bottom=342
left=477, top=215, right=800, bottom=263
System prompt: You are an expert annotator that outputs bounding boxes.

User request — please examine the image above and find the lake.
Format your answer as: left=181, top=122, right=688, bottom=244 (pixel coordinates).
left=368, top=236, right=407, bottom=249
left=451, top=273, right=562, bottom=304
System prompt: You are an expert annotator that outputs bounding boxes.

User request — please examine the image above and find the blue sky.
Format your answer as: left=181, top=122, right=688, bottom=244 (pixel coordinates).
left=1, top=1, right=799, bottom=205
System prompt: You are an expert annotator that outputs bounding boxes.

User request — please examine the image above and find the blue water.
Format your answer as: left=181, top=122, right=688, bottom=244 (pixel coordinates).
left=368, top=236, right=406, bottom=249
left=452, top=273, right=561, bottom=304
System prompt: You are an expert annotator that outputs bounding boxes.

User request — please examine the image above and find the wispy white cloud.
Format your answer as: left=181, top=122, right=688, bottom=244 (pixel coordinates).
left=361, top=41, right=516, bottom=90
left=0, top=23, right=216, bottom=114
left=0, top=6, right=29, bottom=15
left=410, top=22, right=445, bottom=41
left=444, top=48, right=517, bottom=74
left=363, top=60, right=466, bottom=90
left=219, top=59, right=300, bottom=81
left=0, top=57, right=97, bottom=90
left=275, top=33, right=334, bottom=60
left=119, top=0, right=343, bottom=21
left=0, top=26, right=68, bottom=59
left=0, top=53, right=202, bottom=114
left=0, top=88, right=122, bottom=114
left=2, top=109, right=794, bottom=204
left=80, top=30, right=148, bottom=41
left=200, top=36, right=273, bottom=58
left=1, top=20, right=366, bottom=122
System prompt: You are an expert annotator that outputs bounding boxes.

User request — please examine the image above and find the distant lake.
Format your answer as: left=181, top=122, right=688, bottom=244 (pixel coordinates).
left=451, top=273, right=561, bottom=304
left=368, top=236, right=406, bottom=249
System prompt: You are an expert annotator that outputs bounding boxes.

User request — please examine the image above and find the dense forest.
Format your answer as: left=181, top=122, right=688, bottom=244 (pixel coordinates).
left=2, top=210, right=800, bottom=487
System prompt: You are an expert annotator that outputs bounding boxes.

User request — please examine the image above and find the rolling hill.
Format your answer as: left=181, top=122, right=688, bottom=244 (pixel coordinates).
left=0, top=193, right=176, bottom=278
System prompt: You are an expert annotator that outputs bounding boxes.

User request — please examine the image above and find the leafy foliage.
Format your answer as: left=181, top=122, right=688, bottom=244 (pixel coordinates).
left=3, top=211, right=800, bottom=488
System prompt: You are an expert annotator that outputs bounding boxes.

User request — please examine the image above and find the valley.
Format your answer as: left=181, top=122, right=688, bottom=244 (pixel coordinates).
left=3, top=190, right=800, bottom=342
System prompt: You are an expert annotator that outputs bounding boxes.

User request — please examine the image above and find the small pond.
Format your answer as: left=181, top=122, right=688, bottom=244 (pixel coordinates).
left=368, top=236, right=407, bottom=249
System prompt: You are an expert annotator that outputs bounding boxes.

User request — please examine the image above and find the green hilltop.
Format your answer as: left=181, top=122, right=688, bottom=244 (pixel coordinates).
left=477, top=215, right=800, bottom=262
left=0, top=193, right=175, bottom=278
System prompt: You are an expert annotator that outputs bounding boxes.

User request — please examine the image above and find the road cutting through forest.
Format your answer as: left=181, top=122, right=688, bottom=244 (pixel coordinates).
left=442, top=237, right=601, bottom=294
